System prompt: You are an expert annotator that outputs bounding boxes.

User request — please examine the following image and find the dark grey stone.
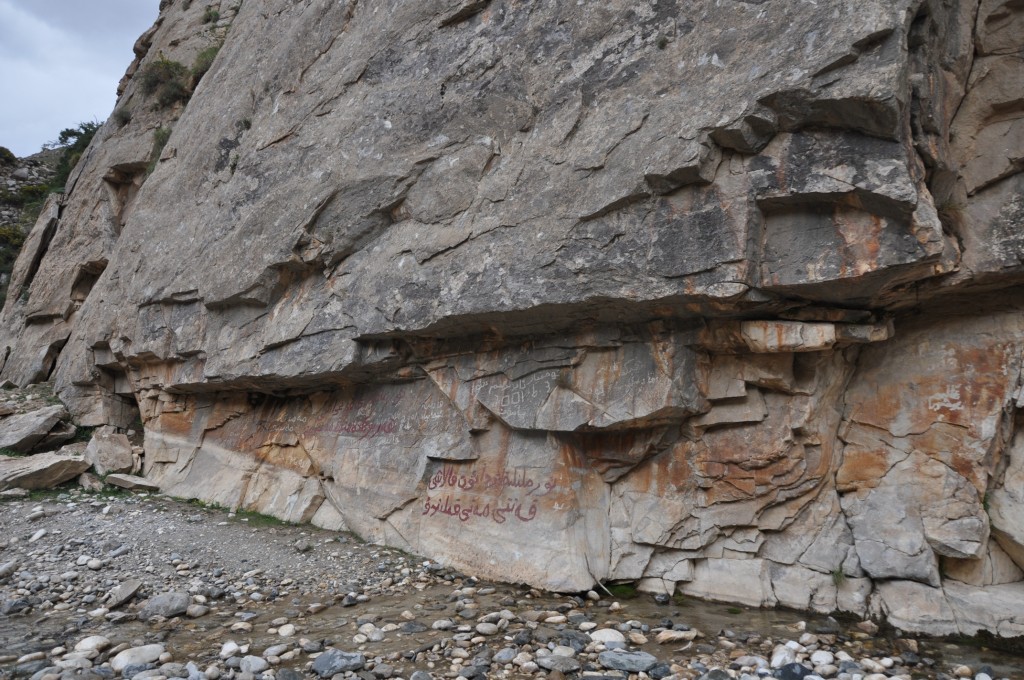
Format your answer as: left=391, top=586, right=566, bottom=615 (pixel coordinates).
left=311, top=650, right=365, bottom=677
left=536, top=656, right=581, bottom=673
left=138, top=591, right=190, bottom=619
left=598, top=650, right=658, bottom=673
left=775, top=663, right=814, bottom=680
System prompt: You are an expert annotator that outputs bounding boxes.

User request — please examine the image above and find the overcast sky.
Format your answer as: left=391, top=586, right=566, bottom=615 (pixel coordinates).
left=0, top=0, right=161, bottom=157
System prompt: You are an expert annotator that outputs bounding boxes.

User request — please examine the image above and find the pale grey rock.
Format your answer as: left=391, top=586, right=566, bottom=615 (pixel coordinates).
left=0, top=450, right=89, bottom=491
left=733, top=656, right=768, bottom=670
left=110, top=645, right=165, bottom=672
left=810, top=651, right=834, bottom=666
left=239, top=657, right=268, bottom=674
left=536, top=655, right=581, bottom=673
left=771, top=645, right=798, bottom=669
left=589, top=628, right=626, bottom=644
left=311, top=650, right=365, bottom=677
left=105, top=579, right=142, bottom=608
left=0, top=406, right=71, bottom=453
left=598, top=650, right=658, bottom=673
left=138, top=591, right=190, bottom=619
left=84, top=432, right=134, bottom=475
left=74, top=636, right=111, bottom=653
left=105, top=473, right=159, bottom=491
left=876, top=580, right=959, bottom=637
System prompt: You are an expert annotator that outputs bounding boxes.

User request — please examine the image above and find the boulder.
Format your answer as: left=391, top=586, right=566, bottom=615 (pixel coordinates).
left=0, top=405, right=73, bottom=453
left=0, top=448, right=90, bottom=491
left=84, top=431, right=134, bottom=475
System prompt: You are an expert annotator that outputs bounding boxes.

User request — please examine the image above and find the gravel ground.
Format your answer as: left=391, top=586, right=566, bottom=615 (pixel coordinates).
left=0, top=487, right=1020, bottom=680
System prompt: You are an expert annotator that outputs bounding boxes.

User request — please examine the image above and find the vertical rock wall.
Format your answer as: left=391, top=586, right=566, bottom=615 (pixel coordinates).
left=0, top=0, right=1022, bottom=637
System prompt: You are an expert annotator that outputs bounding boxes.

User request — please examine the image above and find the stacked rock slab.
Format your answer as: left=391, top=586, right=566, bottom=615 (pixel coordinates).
left=0, top=0, right=1022, bottom=637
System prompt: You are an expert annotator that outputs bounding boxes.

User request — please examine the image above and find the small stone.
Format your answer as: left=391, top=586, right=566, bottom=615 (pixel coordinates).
left=733, top=656, right=768, bottom=670
left=589, top=628, right=626, bottom=644
left=186, top=604, right=210, bottom=618
left=598, top=650, right=658, bottom=673
left=310, top=649, right=365, bottom=677
left=810, top=651, right=834, bottom=666
left=856, top=620, right=879, bottom=635
left=475, top=622, right=499, bottom=635
left=771, top=645, right=798, bottom=669
left=372, top=663, right=394, bottom=678
left=110, top=645, right=165, bottom=672
left=493, top=648, right=517, bottom=665
left=239, top=656, right=269, bottom=674
left=139, top=591, right=190, bottom=619
left=536, top=656, right=581, bottom=673
left=860, top=658, right=885, bottom=673
left=698, top=671, right=732, bottom=680
left=655, top=628, right=699, bottom=643
left=74, top=636, right=111, bottom=653
left=278, top=623, right=296, bottom=636
left=776, top=662, right=814, bottom=680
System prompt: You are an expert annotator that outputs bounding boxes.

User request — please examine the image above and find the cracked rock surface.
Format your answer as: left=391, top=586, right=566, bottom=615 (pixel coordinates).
left=0, top=0, right=1023, bottom=637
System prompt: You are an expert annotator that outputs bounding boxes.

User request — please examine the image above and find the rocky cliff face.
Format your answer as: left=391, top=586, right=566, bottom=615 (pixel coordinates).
left=1, top=0, right=1023, bottom=637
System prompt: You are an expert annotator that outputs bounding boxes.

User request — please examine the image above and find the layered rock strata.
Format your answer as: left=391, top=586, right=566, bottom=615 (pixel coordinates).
left=0, top=0, right=1022, bottom=637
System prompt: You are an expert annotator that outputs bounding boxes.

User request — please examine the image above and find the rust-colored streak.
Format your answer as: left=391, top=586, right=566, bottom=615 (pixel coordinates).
left=836, top=446, right=891, bottom=493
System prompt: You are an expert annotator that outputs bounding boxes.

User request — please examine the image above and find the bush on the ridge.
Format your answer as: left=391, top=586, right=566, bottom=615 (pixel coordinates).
left=49, top=121, right=100, bottom=192
left=192, top=45, right=221, bottom=81
left=139, top=56, right=191, bottom=109
left=147, top=126, right=173, bottom=175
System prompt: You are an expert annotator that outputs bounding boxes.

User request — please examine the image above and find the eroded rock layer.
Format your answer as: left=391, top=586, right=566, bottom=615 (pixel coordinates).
left=1, top=0, right=1023, bottom=636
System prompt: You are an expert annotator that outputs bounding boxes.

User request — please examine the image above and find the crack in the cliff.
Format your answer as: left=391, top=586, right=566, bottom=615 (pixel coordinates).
left=946, top=0, right=984, bottom=130
left=297, top=1, right=358, bottom=85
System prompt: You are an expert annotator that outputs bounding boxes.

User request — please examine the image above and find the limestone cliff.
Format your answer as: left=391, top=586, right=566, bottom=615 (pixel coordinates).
left=2, top=0, right=1023, bottom=637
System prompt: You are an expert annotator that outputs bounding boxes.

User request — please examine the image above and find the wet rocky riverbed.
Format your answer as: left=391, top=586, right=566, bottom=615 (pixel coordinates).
left=1, top=489, right=1020, bottom=680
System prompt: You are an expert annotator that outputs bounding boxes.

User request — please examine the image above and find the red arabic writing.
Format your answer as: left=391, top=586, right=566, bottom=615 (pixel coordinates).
left=422, top=494, right=538, bottom=524
left=427, top=464, right=557, bottom=496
